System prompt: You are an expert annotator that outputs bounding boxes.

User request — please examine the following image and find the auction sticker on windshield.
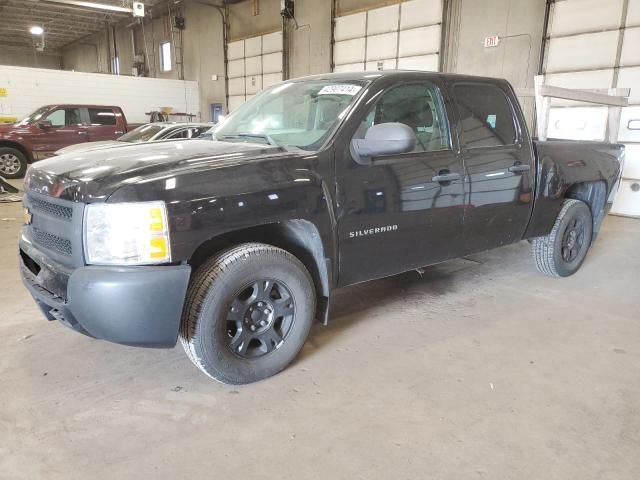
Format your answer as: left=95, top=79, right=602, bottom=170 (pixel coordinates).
left=318, top=85, right=362, bottom=96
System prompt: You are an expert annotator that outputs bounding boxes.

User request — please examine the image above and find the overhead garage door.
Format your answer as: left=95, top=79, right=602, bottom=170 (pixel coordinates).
left=333, top=0, right=443, bottom=73
left=227, top=31, right=283, bottom=112
left=542, top=0, right=640, bottom=217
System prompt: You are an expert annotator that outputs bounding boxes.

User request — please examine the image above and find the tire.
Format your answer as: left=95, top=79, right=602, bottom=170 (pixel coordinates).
left=179, top=243, right=316, bottom=384
left=532, top=199, right=593, bottom=277
left=0, top=147, right=27, bottom=179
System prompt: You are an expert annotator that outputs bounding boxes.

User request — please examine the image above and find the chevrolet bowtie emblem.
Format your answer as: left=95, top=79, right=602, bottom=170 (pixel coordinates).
left=23, top=208, right=32, bottom=225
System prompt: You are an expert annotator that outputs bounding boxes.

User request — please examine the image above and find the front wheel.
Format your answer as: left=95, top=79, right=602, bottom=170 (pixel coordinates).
left=0, top=147, right=27, bottom=179
left=180, top=243, right=316, bottom=384
left=531, top=199, right=593, bottom=277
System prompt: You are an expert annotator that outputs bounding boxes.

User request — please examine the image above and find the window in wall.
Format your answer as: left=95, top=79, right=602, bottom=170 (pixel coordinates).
left=45, top=108, right=82, bottom=127
left=453, top=84, right=517, bottom=148
left=354, top=82, right=450, bottom=153
left=160, top=42, right=172, bottom=72
left=88, top=108, right=116, bottom=126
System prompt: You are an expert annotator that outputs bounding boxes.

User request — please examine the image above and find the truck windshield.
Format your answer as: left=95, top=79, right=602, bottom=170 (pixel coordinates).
left=118, top=124, right=165, bottom=143
left=213, top=80, right=369, bottom=150
left=17, top=106, right=51, bottom=125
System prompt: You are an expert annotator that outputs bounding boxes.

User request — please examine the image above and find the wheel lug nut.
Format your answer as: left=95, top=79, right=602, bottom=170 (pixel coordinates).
left=250, top=325, right=256, bottom=331
left=264, top=309, right=270, bottom=314
left=260, top=320, right=267, bottom=326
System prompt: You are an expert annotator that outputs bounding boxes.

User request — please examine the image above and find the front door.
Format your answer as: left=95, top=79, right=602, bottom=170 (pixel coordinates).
left=451, top=82, right=535, bottom=253
left=31, top=107, right=87, bottom=159
left=336, top=81, right=465, bottom=286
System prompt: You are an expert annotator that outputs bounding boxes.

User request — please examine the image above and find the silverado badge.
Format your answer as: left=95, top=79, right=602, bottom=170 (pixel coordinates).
left=23, top=208, right=32, bottom=225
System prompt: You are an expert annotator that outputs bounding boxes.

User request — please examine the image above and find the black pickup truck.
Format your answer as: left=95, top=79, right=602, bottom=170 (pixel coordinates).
left=19, top=71, right=623, bottom=384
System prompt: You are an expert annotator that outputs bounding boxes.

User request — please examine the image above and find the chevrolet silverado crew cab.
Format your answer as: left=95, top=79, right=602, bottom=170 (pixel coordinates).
left=19, top=71, right=623, bottom=384
left=0, top=104, right=129, bottom=178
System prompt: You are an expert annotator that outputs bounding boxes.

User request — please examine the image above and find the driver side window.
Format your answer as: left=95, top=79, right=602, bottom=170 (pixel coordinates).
left=45, top=108, right=82, bottom=128
left=354, top=83, right=450, bottom=153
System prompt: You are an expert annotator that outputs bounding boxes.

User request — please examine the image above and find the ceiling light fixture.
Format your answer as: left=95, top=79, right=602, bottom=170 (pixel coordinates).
left=30, top=26, right=44, bottom=35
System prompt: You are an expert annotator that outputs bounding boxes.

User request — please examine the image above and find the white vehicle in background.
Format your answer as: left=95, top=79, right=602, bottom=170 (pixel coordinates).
left=54, top=122, right=212, bottom=156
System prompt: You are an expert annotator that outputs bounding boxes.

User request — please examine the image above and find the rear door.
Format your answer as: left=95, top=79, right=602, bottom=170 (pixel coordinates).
left=451, top=82, right=535, bottom=253
left=30, top=107, right=86, bottom=159
left=86, top=107, right=120, bottom=142
left=336, top=80, right=466, bottom=285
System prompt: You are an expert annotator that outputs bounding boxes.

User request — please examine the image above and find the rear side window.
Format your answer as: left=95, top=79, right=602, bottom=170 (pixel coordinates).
left=454, top=84, right=516, bottom=147
left=88, top=108, right=117, bottom=126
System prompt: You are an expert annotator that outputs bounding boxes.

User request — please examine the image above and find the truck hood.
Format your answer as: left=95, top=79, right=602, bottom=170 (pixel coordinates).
left=55, top=140, right=123, bottom=156
left=25, top=139, right=290, bottom=202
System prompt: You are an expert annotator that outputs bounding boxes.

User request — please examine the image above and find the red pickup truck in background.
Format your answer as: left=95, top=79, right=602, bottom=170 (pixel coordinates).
left=0, top=104, right=129, bottom=178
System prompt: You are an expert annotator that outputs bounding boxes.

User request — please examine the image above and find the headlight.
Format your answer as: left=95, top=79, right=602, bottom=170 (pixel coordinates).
left=84, top=201, right=171, bottom=265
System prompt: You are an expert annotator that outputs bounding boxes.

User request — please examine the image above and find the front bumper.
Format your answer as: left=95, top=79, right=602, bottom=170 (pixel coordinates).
left=20, top=240, right=191, bottom=348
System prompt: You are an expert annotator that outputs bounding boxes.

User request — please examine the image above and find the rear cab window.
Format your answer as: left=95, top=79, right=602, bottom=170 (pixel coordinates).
left=453, top=83, right=518, bottom=148
left=88, top=108, right=117, bottom=126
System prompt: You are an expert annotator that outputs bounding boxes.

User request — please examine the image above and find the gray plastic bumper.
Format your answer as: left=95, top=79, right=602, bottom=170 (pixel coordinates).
left=21, top=256, right=191, bottom=348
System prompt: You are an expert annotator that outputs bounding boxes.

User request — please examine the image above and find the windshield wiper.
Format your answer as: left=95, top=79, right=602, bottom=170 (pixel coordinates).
left=221, top=133, right=279, bottom=147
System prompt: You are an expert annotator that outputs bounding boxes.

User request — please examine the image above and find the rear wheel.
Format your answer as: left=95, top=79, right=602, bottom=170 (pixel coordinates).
left=180, top=243, right=316, bottom=384
left=0, top=147, right=27, bottom=179
left=532, top=199, right=593, bottom=277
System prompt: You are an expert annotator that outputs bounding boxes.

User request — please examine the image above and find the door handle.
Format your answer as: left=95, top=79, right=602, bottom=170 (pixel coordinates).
left=508, top=164, right=531, bottom=173
left=78, top=131, right=88, bottom=135
left=432, top=172, right=461, bottom=183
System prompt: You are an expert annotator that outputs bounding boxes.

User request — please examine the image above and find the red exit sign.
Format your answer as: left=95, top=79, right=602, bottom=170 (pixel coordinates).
left=484, top=36, right=501, bottom=48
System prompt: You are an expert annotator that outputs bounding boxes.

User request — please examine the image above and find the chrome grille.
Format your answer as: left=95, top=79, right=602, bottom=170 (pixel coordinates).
left=32, top=227, right=72, bottom=256
left=30, top=197, right=73, bottom=221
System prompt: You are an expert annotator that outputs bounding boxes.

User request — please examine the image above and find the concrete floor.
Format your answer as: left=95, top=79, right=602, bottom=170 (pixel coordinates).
left=1, top=187, right=639, bottom=480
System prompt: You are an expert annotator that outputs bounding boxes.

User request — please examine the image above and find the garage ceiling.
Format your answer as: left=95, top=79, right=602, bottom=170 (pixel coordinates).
left=0, top=0, right=163, bottom=53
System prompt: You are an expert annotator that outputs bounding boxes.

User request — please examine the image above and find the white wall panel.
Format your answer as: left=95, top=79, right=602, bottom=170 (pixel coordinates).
left=228, top=95, right=245, bottom=112
left=334, top=12, right=366, bottom=41
left=366, top=59, right=397, bottom=71
left=245, top=75, right=262, bottom=95
left=244, top=36, right=262, bottom=57
left=399, top=25, right=441, bottom=57
left=401, top=0, right=442, bottom=29
left=0, top=66, right=199, bottom=124
left=262, top=31, right=282, bottom=54
left=367, top=4, right=399, bottom=35
left=627, top=0, right=640, bottom=26
left=334, top=38, right=366, bottom=65
left=547, top=107, right=608, bottom=141
left=620, top=27, right=640, bottom=66
left=262, top=52, right=283, bottom=74
left=226, top=32, right=282, bottom=111
left=227, top=40, right=244, bottom=60
left=397, top=54, right=439, bottom=71
left=366, top=33, right=398, bottom=61
left=549, top=0, right=623, bottom=37
left=228, top=59, right=245, bottom=78
left=617, top=67, right=640, bottom=104
left=619, top=107, right=640, bottom=143
left=611, top=179, right=640, bottom=216
left=334, top=62, right=365, bottom=73
left=245, top=56, right=262, bottom=76
left=333, top=1, right=442, bottom=73
left=262, top=72, right=283, bottom=88
left=228, top=77, right=245, bottom=96
left=620, top=144, right=640, bottom=178
left=546, top=30, right=619, bottom=72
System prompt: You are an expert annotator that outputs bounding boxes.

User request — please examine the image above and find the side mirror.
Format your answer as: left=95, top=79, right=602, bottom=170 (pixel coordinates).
left=37, top=120, right=53, bottom=129
left=350, top=122, right=416, bottom=166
